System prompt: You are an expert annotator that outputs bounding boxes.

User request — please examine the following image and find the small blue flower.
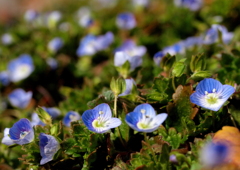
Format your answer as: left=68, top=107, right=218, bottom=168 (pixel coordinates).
left=1, top=33, right=13, bottom=45
left=183, top=36, right=203, bottom=48
left=174, top=0, right=203, bottom=11
left=1, top=128, right=15, bottom=146
left=7, top=54, right=34, bottom=82
left=162, top=42, right=185, bottom=56
left=46, top=58, right=58, bottom=70
left=24, top=9, right=38, bottom=22
left=125, top=103, right=168, bottom=133
left=0, top=71, right=10, bottom=86
left=114, top=51, right=142, bottom=71
left=47, top=11, right=62, bottom=28
left=39, top=133, right=60, bottom=165
left=190, top=78, right=235, bottom=111
left=203, top=24, right=233, bottom=45
left=115, top=40, right=146, bottom=58
left=9, top=118, right=34, bottom=145
left=200, top=142, right=229, bottom=167
left=42, top=107, right=61, bottom=119
left=76, top=34, right=97, bottom=57
left=116, top=12, right=136, bottom=30
left=8, top=88, right=32, bottom=109
left=77, top=33, right=114, bottom=57
left=153, top=51, right=165, bottom=65
left=31, top=113, right=45, bottom=126
left=119, top=78, right=136, bottom=96
left=82, top=103, right=121, bottom=133
left=48, top=37, right=64, bottom=53
left=76, top=7, right=94, bottom=28
left=94, top=32, right=114, bottom=51
left=63, top=111, right=81, bottom=127
left=132, top=0, right=149, bottom=7
left=114, top=40, right=146, bottom=71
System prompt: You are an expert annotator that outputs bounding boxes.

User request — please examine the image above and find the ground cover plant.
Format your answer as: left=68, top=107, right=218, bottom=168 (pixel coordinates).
left=1, top=0, right=240, bottom=169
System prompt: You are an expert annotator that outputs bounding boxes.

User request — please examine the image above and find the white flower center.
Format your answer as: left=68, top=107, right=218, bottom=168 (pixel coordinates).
left=204, top=88, right=221, bottom=105
left=137, top=110, right=156, bottom=130
left=92, top=111, right=109, bottom=128
left=17, top=65, right=31, bottom=75
left=69, top=114, right=78, bottom=121
left=20, top=131, right=29, bottom=139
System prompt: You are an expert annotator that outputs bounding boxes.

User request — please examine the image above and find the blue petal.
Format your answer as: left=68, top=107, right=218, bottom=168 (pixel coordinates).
left=195, top=78, right=223, bottom=95
left=63, top=111, right=81, bottom=127
left=133, top=103, right=156, bottom=117
left=8, top=88, right=32, bottom=109
left=93, top=103, right=112, bottom=119
left=1, top=128, right=15, bottom=146
left=200, top=142, right=229, bottom=167
left=43, top=107, right=60, bottom=119
left=106, top=118, right=122, bottom=129
left=220, top=85, right=235, bottom=99
left=114, top=51, right=129, bottom=67
left=39, top=133, right=60, bottom=165
left=82, top=109, right=99, bottom=132
left=125, top=111, right=143, bottom=131
left=119, top=78, right=135, bottom=96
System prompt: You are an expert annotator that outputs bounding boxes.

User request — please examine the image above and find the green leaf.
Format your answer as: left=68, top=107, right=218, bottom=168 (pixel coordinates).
left=172, top=58, right=186, bottom=77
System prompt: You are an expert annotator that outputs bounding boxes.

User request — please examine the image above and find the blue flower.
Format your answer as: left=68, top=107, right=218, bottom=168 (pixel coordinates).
left=119, top=78, right=136, bottom=96
left=8, top=88, right=32, bottom=109
left=63, top=111, right=81, bottom=127
left=94, top=32, right=114, bottom=51
left=47, top=11, right=62, bottom=28
left=115, top=40, right=146, bottom=58
left=76, top=34, right=97, bottom=57
left=31, top=113, right=45, bottom=126
left=0, top=71, right=10, bottom=86
left=153, top=51, right=165, bottom=65
left=1, top=128, right=15, bottom=146
left=125, top=103, right=168, bottom=133
left=77, top=33, right=114, bottom=57
left=82, top=103, right=121, bottom=133
left=183, top=36, right=203, bottom=48
left=203, top=24, right=233, bottom=45
left=7, top=54, right=34, bottom=82
left=9, top=118, right=34, bottom=145
left=76, top=7, right=94, bottom=28
left=200, top=142, right=229, bottom=167
left=39, top=133, right=60, bottom=165
left=190, top=78, right=235, bottom=111
left=1, top=33, right=13, bottom=45
left=114, top=40, right=146, bottom=71
left=46, top=58, right=58, bottom=70
left=24, top=9, right=38, bottom=22
left=116, top=12, right=136, bottom=30
left=42, top=107, right=61, bottom=119
left=132, top=0, right=149, bottom=7
left=174, top=0, right=203, bottom=11
left=48, top=37, right=64, bottom=53
left=162, top=42, right=185, bottom=56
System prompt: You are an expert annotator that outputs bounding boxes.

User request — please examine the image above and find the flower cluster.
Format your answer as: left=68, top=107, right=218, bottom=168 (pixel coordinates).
left=153, top=24, right=233, bottom=65
left=76, top=32, right=114, bottom=57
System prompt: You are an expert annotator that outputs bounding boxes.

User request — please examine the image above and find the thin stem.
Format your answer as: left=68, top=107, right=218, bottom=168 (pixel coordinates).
left=144, top=133, right=157, bottom=164
left=172, top=76, right=176, bottom=91
left=114, top=94, right=126, bottom=148
left=114, top=94, right=118, bottom=117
